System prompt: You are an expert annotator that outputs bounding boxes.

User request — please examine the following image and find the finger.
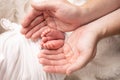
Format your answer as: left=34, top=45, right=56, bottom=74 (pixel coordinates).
left=21, top=17, right=45, bottom=35
left=43, top=65, right=69, bottom=74
left=25, top=21, right=46, bottom=39
left=22, top=8, right=42, bottom=28
left=38, top=53, right=65, bottom=60
left=39, top=58, right=67, bottom=65
left=30, top=26, right=48, bottom=40
left=40, top=48, right=63, bottom=55
left=30, top=15, right=45, bottom=27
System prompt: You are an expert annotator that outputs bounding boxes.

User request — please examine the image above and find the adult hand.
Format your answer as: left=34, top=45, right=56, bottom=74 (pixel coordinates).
left=38, top=25, right=100, bottom=75
left=21, top=0, right=84, bottom=40
left=31, top=0, right=83, bottom=31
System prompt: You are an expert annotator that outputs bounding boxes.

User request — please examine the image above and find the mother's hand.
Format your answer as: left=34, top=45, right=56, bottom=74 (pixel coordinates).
left=38, top=26, right=99, bottom=75
left=21, top=0, right=84, bottom=40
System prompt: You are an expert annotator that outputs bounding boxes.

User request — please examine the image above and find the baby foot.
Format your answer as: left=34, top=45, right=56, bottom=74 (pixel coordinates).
left=41, top=28, right=65, bottom=50
left=41, top=39, right=64, bottom=50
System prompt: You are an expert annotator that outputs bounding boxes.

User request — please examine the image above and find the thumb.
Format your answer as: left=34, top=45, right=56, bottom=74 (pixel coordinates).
left=31, top=0, right=58, bottom=11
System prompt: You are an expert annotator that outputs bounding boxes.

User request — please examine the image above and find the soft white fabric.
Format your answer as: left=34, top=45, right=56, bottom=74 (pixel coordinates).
left=0, top=0, right=30, bottom=23
left=0, top=19, right=65, bottom=80
left=0, top=0, right=30, bottom=34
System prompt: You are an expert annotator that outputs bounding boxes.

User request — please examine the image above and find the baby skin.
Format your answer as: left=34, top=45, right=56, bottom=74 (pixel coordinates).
left=41, top=27, right=65, bottom=50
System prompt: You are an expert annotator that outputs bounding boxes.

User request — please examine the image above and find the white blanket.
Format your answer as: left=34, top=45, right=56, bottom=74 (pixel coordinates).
left=0, top=19, right=65, bottom=80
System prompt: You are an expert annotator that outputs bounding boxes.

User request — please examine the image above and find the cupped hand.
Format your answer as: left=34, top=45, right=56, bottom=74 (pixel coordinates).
left=31, top=0, right=83, bottom=31
left=21, top=0, right=83, bottom=40
left=38, top=25, right=99, bottom=75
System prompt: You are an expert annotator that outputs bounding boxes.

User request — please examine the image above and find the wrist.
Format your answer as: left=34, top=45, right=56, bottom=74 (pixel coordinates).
left=77, top=4, right=92, bottom=26
left=84, top=23, right=106, bottom=42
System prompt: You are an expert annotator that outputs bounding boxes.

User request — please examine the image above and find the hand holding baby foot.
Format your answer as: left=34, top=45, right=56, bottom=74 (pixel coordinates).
left=38, top=25, right=100, bottom=75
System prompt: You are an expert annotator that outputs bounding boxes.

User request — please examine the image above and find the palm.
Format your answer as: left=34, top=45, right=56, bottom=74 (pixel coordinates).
left=39, top=26, right=98, bottom=74
left=45, top=15, right=80, bottom=32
